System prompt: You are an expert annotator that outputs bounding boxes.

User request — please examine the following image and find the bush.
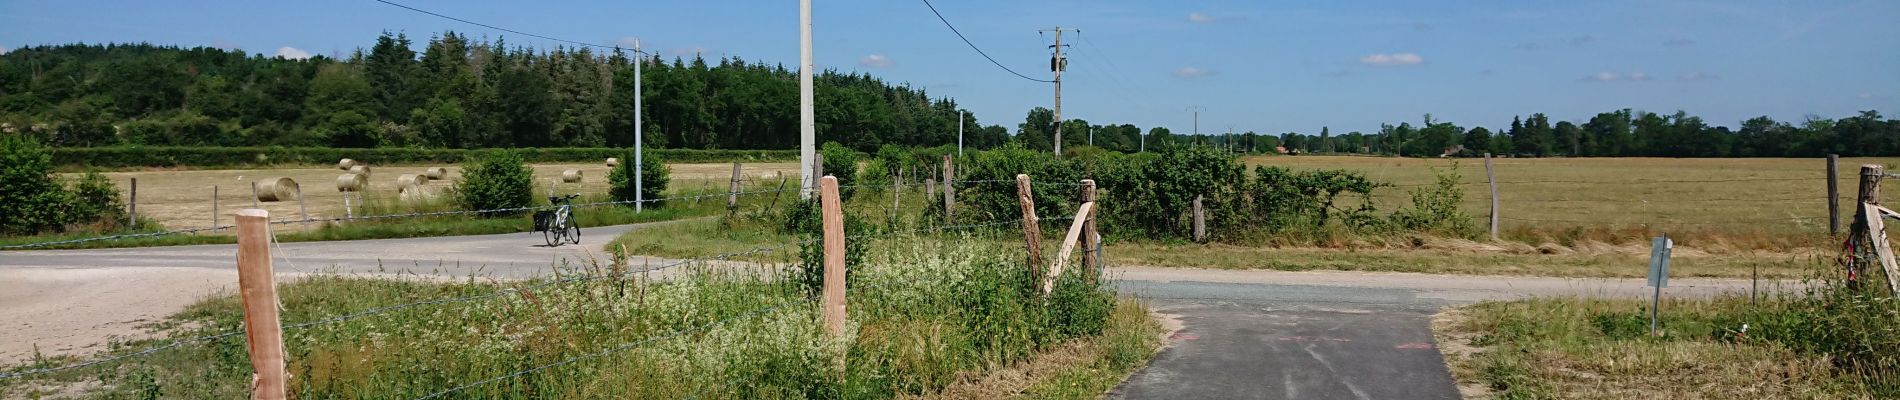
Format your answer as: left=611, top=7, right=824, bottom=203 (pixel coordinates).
left=69, top=172, right=127, bottom=230
left=1389, top=165, right=1478, bottom=237
left=47, top=146, right=797, bottom=169
left=452, top=150, right=535, bottom=216
left=818, top=142, right=860, bottom=201
left=0, top=136, right=73, bottom=235
left=782, top=199, right=871, bottom=295
left=608, top=152, right=670, bottom=208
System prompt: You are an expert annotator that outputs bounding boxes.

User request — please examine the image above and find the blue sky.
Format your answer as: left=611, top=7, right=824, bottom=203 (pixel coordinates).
left=3, top=0, right=1896, bottom=136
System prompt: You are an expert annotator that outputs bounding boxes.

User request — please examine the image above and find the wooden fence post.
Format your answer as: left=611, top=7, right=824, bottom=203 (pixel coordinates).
left=813, top=153, right=825, bottom=183
left=1016, top=174, right=1044, bottom=274
left=925, top=178, right=936, bottom=204
left=1191, top=195, right=1206, bottom=243
left=1850, top=164, right=1886, bottom=287
left=728, top=162, right=742, bottom=210
left=128, top=178, right=138, bottom=228
left=234, top=209, right=288, bottom=400
left=820, top=176, right=847, bottom=337
left=212, top=185, right=219, bottom=229
left=941, top=154, right=955, bottom=221
left=1079, top=179, right=1099, bottom=280
left=1486, top=153, right=1499, bottom=241
left=295, top=185, right=308, bottom=227
left=1047, top=202, right=1096, bottom=295
left=250, top=181, right=259, bottom=209
left=1828, top=154, right=1840, bottom=235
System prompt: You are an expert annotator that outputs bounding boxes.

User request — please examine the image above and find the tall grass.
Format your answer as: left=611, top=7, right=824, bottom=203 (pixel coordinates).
left=0, top=237, right=1124, bottom=399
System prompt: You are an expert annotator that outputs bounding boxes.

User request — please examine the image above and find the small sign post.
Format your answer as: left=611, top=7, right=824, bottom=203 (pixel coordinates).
left=1647, top=234, right=1673, bottom=337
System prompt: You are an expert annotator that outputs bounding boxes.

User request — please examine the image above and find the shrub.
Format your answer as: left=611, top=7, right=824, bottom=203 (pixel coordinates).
left=452, top=150, right=534, bottom=216
left=0, top=135, right=73, bottom=235
left=1389, top=165, right=1478, bottom=237
left=608, top=152, right=670, bottom=208
left=68, top=172, right=127, bottom=230
left=783, top=199, right=871, bottom=295
left=818, top=142, right=860, bottom=201
left=48, top=146, right=797, bottom=169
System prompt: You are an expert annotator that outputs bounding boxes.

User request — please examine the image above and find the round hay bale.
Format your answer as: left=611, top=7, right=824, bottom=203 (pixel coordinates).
left=424, top=167, right=448, bottom=180
left=397, top=174, right=430, bottom=189
left=349, top=165, right=371, bottom=176
left=256, top=177, right=299, bottom=202
left=605, top=157, right=620, bottom=167
left=336, top=173, right=367, bottom=192
left=561, top=169, right=583, bottom=183
left=338, top=158, right=357, bottom=170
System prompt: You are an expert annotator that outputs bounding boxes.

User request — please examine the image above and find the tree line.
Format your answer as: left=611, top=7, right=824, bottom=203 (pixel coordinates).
left=1198, top=110, right=1897, bottom=158
left=0, top=32, right=1015, bottom=152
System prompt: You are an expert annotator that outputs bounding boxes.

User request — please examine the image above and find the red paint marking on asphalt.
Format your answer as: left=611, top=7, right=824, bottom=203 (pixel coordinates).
left=1395, top=342, right=1435, bottom=349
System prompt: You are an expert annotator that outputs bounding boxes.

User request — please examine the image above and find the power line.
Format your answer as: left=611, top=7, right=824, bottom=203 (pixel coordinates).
left=370, top=0, right=644, bottom=54
left=917, top=0, right=1054, bottom=83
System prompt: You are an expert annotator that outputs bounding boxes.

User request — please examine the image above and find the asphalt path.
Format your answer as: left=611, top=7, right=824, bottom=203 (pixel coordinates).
left=1, top=223, right=1769, bottom=398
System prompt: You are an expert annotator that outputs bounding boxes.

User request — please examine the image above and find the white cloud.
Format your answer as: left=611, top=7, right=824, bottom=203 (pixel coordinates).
left=1173, top=67, right=1217, bottom=78
left=1189, top=12, right=1214, bottom=23
left=273, top=46, right=312, bottom=60
left=858, top=54, right=893, bottom=68
left=1584, top=71, right=1621, bottom=82
left=1357, top=53, right=1424, bottom=66
left=1628, top=71, right=1652, bottom=81
left=1677, top=71, right=1717, bottom=81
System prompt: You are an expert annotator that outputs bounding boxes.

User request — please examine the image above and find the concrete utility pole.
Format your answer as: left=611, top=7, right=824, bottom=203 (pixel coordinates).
left=799, top=0, right=816, bottom=199
left=1041, top=27, right=1072, bottom=156
left=957, top=110, right=965, bottom=157
left=1187, top=106, right=1205, bottom=141
left=633, top=39, right=645, bottom=212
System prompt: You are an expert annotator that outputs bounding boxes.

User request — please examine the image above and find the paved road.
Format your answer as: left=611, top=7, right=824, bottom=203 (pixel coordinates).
left=2, top=224, right=1768, bottom=398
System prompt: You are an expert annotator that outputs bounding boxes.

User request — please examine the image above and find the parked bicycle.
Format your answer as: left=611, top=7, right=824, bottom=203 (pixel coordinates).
left=534, top=194, right=582, bottom=247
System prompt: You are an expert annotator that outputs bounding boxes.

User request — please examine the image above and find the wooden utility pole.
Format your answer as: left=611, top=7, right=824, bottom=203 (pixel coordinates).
left=727, top=162, right=742, bottom=209
left=819, top=176, right=846, bottom=337
left=1040, top=26, right=1072, bottom=156
left=1016, top=174, right=1044, bottom=273
left=1828, top=154, right=1840, bottom=235
left=941, top=155, right=955, bottom=221
left=1079, top=179, right=1099, bottom=280
left=234, top=209, right=287, bottom=400
left=1486, top=153, right=1500, bottom=241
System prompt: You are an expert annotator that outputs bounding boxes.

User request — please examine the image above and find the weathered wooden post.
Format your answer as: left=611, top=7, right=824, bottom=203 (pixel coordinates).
left=1486, top=153, right=1500, bottom=241
left=234, top=209, right=288, bottom=400
left=295, top=185, right=308, bottom=227
left=1079, top=179, right=1099, bottom=280
left=212, top=185, right=219, bottom=229
left=250, top=181, right=259, bottom=209
left=820, top=176, right=847, bottom=337
left=1016, top=174, right=1044, bottom=274
left=941, top=154, right=955, bottom=221
left=1048, top=202, right=1096, bottom=295
left=1828, top=154, right=1840, bottom=235
left=813, top=153, right=825, bottom=184
left=128, top=178, right=137, bottom=228
left=728, top=162, right=742, bottom=209
left=925, top=178, right=936, bottom=204
left=1191, top=195, right=1206, bottom=243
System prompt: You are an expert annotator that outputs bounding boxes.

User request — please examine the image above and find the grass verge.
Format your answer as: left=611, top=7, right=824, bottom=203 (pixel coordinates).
left=1435, top=284, right=1898, bottom=399
left=0, top=237, right=1151, bottom=399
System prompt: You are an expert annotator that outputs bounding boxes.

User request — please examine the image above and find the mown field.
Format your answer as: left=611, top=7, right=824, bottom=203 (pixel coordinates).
left=1252, top=155, right=1898, bottom=252
left=57, top=162, right=799, bottom=233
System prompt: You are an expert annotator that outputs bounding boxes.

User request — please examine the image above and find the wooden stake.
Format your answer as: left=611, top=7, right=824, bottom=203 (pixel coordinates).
left=212, top=185, right=219, bottom=229
left=819, top=176, right=847, bottom=337
left=1191, top=195, right=1206, bottom=242
left=1486, top=153, right=1499, bottom=241
left=1079, top=179, right=1099, bottom=280
left=234, top=209, right=287, bottom=400
left=128, top=177, right=137, bottom=228
left=295, top=186, right=308, bottom=226
left=941, top=154, right=955, bottom=221
left=925, top=178, right=936, bottom=204
left=1047, top=202, right=1095, bottom=295
left=728, top=162, right=742, bottom=209
left=1016, top=174, right=1044, bottom=275
left=1828, top=154, right=1840, bottom=235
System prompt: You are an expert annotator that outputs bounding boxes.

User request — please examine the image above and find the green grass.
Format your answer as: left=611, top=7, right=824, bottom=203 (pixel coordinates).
left=0, top=236, right=1146, bottom=399
left=1435, top=279, right=1900, bottom=399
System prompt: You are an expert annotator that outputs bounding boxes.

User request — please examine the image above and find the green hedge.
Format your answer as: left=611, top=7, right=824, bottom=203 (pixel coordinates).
left=50, top=147, right=798, bottom=168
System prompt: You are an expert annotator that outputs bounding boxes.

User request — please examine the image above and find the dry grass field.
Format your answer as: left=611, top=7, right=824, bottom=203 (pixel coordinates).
left=1250, top=155, right=1900, bottom=251
left=65, top=162, right=798, bottom=232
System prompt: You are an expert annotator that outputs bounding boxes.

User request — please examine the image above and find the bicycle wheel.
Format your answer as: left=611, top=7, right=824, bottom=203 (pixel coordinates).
left=568, top=223, right=581, bottom=244
left=544, top=225, right=560, bottom=247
